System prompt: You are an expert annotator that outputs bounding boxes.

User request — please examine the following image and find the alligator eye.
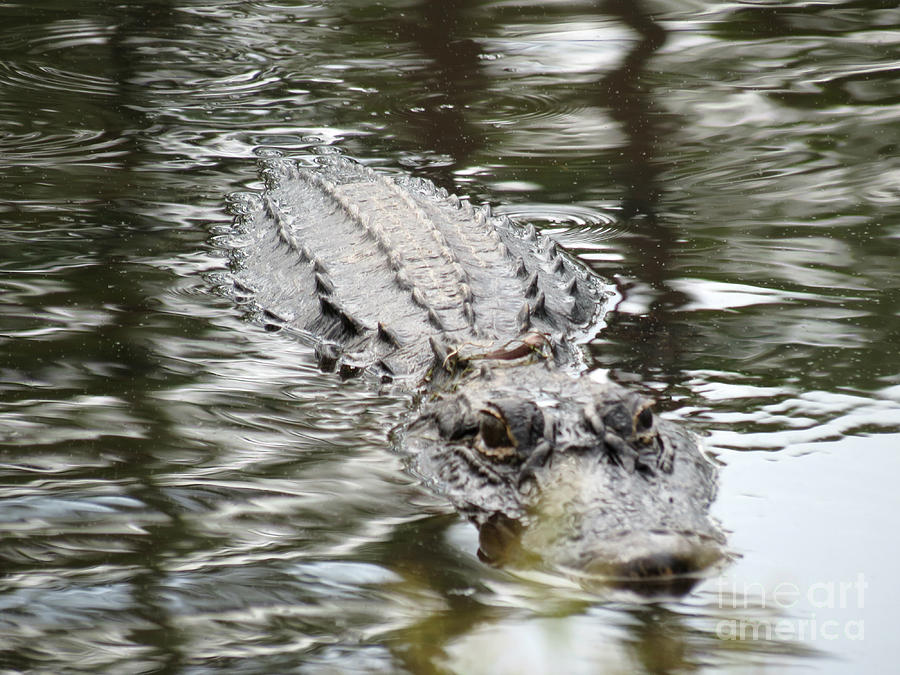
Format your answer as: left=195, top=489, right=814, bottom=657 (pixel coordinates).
left=478, top=409, right=515, bottom=448
left=635, top=405, right=654, bottom=433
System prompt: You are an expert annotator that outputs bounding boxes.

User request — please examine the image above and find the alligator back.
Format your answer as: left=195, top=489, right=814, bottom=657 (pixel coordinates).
left=226, top=154, right=614, bottom=383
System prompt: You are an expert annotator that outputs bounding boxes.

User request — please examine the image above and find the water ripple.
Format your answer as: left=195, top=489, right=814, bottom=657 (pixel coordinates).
left=124, top=66, right=284, bottom=101
left=2, top=18, right=114, bottom=53
left=0, top=129, right=129, bottom=167
left=703, top=386, right=900, bottom=452
left=497, top=203, right=622, bottom=244
left=0, top=61, right=116, bottom=97
left=0, top=1, right=898, bottom=671
left=0, top=19, right=115, bottom=94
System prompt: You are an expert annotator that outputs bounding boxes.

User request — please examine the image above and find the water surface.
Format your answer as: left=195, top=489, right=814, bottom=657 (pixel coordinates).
left=1, top=1, right=898, bottom=672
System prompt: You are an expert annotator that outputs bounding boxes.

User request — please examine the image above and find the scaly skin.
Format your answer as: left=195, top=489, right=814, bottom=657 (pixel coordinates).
left=408, top=355, right=722, bottom=584
left=223, top=153, right=724, bottom=587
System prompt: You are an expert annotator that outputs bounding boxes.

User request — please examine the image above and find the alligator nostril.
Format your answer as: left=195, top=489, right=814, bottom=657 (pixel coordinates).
left=580, top=530, right=723, bottom=591
left=620, top=552, right=693, bottom=579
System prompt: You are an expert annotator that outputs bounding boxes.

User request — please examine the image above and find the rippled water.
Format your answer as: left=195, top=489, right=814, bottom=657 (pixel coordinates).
left=1, top=1, right=898, bottom=672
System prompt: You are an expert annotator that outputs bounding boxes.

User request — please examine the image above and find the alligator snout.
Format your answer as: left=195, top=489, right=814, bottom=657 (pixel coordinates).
left=478, top=510, right=722, bottom=592
left=508, top=431, right=724, bottom=588
left=581, top=530, right=724, bottom=580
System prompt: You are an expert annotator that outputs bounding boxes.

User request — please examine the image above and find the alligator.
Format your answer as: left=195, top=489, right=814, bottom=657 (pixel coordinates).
left=222, top=152, right=724, bottom=587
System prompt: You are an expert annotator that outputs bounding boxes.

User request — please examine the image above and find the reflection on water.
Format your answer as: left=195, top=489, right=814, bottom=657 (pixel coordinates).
left=1, top=0, right=898, bottom=672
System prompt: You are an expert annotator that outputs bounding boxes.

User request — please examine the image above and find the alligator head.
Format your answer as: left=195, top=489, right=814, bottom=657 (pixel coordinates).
left=405, top=356, right=724, bottom=590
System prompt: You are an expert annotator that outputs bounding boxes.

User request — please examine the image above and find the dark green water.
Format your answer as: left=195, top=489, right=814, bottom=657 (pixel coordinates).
left=1, top=1, right=898, bottom=672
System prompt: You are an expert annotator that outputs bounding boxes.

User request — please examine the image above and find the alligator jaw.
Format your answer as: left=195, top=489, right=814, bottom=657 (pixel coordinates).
left=475, top=458, right=724, bottom=591
left=478, top=514, right=723, bottom=594
left=519, top=488, right=723, bottom=587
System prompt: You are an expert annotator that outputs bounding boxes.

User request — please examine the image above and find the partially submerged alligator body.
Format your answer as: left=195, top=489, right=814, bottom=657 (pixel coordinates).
left=224, top=153, right=723, bottom=585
